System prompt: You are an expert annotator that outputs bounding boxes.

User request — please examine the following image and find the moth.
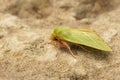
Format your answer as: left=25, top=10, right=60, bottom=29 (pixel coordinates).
left=51, top=26, right=112, bottom=58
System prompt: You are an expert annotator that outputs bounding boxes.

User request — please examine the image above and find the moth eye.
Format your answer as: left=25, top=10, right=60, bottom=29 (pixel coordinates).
left=54, top=37, right=58, bottom=41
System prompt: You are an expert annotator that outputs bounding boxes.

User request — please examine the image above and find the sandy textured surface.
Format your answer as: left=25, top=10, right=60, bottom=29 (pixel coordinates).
left=0, top=0, right=120, bottom=80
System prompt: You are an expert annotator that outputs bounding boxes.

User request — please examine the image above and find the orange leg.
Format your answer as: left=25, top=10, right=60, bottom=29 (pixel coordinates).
left=50, top=40, right=61, bottom=57
left=79, top=45, right=91, bottom=53
left=60, top=40, right=77, bottom=58
left=56, top=41, right=61, bottom=49
left=74, top=43, right=91, bottom=53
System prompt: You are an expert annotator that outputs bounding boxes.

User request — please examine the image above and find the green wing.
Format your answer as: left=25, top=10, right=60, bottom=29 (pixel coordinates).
left=54, top=27, right=112, bottom=51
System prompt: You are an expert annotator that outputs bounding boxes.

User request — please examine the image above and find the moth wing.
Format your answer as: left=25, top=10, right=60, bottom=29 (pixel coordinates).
left=59, top=29, right=112, bottom=51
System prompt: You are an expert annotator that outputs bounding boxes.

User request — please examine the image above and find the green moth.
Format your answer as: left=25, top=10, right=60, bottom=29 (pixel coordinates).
left=51, top=26, right=112, bottom=57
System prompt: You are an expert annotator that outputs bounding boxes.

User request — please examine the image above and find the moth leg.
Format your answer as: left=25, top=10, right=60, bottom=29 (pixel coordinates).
left=49, top=40, right=55, bottom=45
left=56, top=41, right=61, bottom=49
left=50, top=40, right=61, bottom=57
left=79, top=45, right=91, bottom=53
left=55, top=41, right=62, bottom=57
left=60, top=40, right=77, bottom=58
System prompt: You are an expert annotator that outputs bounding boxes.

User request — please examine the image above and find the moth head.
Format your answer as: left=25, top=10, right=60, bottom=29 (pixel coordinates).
left=50, top=31, right=58, bottom=41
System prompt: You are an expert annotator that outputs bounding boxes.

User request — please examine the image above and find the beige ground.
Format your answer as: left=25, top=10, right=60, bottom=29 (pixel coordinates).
left=0, top=0, right=120, bottom=80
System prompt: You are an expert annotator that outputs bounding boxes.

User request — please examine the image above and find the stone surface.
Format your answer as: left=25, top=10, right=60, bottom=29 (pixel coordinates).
left=0, top=0, right=120, bottom=80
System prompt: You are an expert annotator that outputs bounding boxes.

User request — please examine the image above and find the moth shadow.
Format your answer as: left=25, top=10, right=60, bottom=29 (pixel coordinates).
left=71, top=44, right=111, bottom=61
